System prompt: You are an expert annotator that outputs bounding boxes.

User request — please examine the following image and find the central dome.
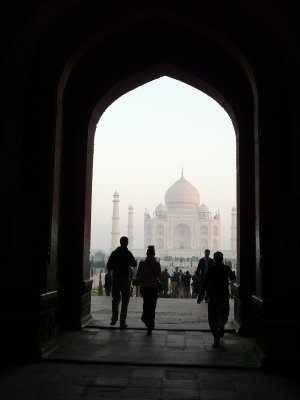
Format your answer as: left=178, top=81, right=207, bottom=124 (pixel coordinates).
left=165, top=176, right=200, bottom=207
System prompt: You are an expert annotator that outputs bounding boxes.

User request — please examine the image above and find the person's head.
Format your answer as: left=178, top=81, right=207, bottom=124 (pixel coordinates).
left=146, top=245, right=155, bottom=257
left=186, top=270, right=190, bottom=275
left=213, top=251, right=223, bottom=263
left=164, top=268, right=168, bottom=272
left=204, top=249, right=210, bottom=258
left=175, top=267, right=179, bottom=272
left=120, top=236, right=128, bottom=247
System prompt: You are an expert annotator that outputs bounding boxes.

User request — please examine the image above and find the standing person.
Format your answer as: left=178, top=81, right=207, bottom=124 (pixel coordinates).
left=183, top=270, right=192, bottom=298
left=136, top=245, right=162, bottom=336
left=171, top=267, right=180, bottom=298
left=178, top=269, right=184, bottom=298
left=107, top=236, right=137, bottom=329
left=196, top=249, right=215, bottom=301
left=161, top=268, right=171, bottom=297
left=197, top=251, right=236, bottom=347
left=191, top=272, right=201, bottom=298
left=104, top=271, right=113, bottom=296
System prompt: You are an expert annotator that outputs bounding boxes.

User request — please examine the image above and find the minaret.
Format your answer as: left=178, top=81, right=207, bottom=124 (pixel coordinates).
left=231, top=206, right=237, bottom=252
left=127, top=204, right=134, bottom=250
left=110, top=191, right=120, bottom=252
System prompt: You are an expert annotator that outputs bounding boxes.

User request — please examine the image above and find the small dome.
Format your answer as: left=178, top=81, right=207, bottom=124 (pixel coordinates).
left=199, top=203, right=209, bottom=213
left=155, top=203, right=166, bottom=213
left=165, top=176, right=200, bottom=207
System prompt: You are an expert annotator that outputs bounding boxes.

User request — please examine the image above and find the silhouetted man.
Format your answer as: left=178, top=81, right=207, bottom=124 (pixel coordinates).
left=197, top=251, right=236, bottom=347
left=196, top=249, right=215, bottom=301
left=107, top=236, right=137, bottom=328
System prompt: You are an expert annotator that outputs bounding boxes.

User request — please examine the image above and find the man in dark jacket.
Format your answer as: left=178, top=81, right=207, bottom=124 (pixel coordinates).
left=197, top=251, right=236, bottom=347
left=196, top=249, right=215, bottom=301
left=107, top=236, right=137, bottom=328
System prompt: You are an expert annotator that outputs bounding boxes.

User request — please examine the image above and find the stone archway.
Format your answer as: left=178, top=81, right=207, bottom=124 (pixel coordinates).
left=174, top=224, right=192, bottom=249
left=54, top=18, right=257, bottom=334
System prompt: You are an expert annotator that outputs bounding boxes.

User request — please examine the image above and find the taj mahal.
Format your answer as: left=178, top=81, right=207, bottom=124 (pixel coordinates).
left=110, top=173, right=237, bottom=262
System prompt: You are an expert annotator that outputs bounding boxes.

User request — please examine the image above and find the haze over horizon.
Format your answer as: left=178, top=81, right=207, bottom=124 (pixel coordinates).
left=91, top=77, right=236, bottom=254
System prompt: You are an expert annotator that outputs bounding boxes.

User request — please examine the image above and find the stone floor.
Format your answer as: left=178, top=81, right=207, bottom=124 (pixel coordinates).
left=90, top=295, right=234, bottom=331
left=1, top=296, right=300, bottom=399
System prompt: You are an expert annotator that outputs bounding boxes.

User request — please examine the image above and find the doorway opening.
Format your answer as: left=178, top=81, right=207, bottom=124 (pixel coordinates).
left=89, top=76, right=237, bottom=330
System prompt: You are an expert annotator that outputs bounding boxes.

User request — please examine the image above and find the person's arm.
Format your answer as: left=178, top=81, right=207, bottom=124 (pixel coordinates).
left=129, top=252, right=137, bottom=268
left=197, top=269, right=209, bottom=303
left=227, top=266, right=236, bottom=281
left=107, top=252, right=114, bottom=272
left=157, top=263, right=162, bottom=279
left=136, top=262, right=142, bottom=281
left=195, top=260, right=201, bottom=276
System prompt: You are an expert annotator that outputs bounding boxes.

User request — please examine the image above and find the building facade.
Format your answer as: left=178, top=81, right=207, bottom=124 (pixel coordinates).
left=111, top=173, right=228, bottom=259
left=143, top=174, right=220, bottom=258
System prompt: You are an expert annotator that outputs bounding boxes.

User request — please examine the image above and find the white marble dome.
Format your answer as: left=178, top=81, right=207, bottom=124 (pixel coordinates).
left=199, top=203, right=209, bottom=212
left=165, top=176, right=200, bottom=207
left=155, top=203, right=166, bottom=213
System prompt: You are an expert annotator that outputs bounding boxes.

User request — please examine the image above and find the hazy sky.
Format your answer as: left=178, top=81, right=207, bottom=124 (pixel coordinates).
left=91, top=77, right=236, bottom=254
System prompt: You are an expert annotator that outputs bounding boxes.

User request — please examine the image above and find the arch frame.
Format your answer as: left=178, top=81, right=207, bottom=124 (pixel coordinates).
left=53, top=17, right=257, bottom=333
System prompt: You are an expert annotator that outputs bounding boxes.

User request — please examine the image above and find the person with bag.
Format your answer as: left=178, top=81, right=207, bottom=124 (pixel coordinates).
left=197, top=251, right=236, bottom=347
left=136, top=245, right=162, bottom=336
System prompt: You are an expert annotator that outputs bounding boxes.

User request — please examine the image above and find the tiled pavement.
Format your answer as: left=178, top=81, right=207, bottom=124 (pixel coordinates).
left=46, top=296, right=256, bottom=367
left=46, top=328, right=259, bottom=368
left=90, top=296, right=234, bottom=331
left=2, top=296, right=300, bottom=399
left=1, top=361, right=300, bottom=399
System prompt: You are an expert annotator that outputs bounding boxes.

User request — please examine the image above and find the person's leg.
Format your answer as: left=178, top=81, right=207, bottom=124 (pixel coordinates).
left=174, top=282, right=179, bottom=298
left=147, top=289, right=158, bottom=331
left=219, top=297, right=230, bottom=337
left=141, top=288, right=157, bottom=335
left=207, top=299, right=220, bottom=346
left=140, top=287, right=148, bottom=326
left=111, top=279, right=121, bottom=324
left=119, top=277, right=131, bottom=327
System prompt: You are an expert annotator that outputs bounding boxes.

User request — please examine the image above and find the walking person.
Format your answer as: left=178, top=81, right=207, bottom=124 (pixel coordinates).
left=136, top=245, right=162, bottom=336
left=178, top=269, right=184, bottom=298
left=196, top=249, right=215, bottom=301
left=197, top=251, right=236, bottom=347
left=107, top=236, right=137, bottom=329
left=161, top=268, right=171, bottom=297
left=191, top=272, right=201, bottom=298
left=171, top=267, right=180, bottom=298
left=183, top=270, right=192, bottom=298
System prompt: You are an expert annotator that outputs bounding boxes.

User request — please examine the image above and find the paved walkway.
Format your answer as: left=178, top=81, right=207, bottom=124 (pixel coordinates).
left=90, top=295, right=234, bottom=331
left=46, top=297, right=256, bottom=368
left=2, top=296, right=300, bottom=399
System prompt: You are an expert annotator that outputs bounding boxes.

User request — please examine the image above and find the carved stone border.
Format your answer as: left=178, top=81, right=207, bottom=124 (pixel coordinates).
left=81, top=279, right=93, bottom=326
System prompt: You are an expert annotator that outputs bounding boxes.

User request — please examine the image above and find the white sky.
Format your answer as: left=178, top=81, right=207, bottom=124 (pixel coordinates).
left=91, top=77, right=236, bottom=254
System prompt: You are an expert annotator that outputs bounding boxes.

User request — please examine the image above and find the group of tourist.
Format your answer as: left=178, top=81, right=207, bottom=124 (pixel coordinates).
left=106, top=236, right=236, bottom=346
left=161, top=266, right=204, bottom=299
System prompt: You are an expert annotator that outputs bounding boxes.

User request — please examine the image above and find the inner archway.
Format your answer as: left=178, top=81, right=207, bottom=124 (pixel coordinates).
left=89, top=75, right=237, bottom=330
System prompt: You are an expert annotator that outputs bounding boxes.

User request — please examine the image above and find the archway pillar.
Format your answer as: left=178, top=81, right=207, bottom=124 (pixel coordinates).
left=0, top=290, right=58, bottom=361
left=58, top=279, right=93, bottom=330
